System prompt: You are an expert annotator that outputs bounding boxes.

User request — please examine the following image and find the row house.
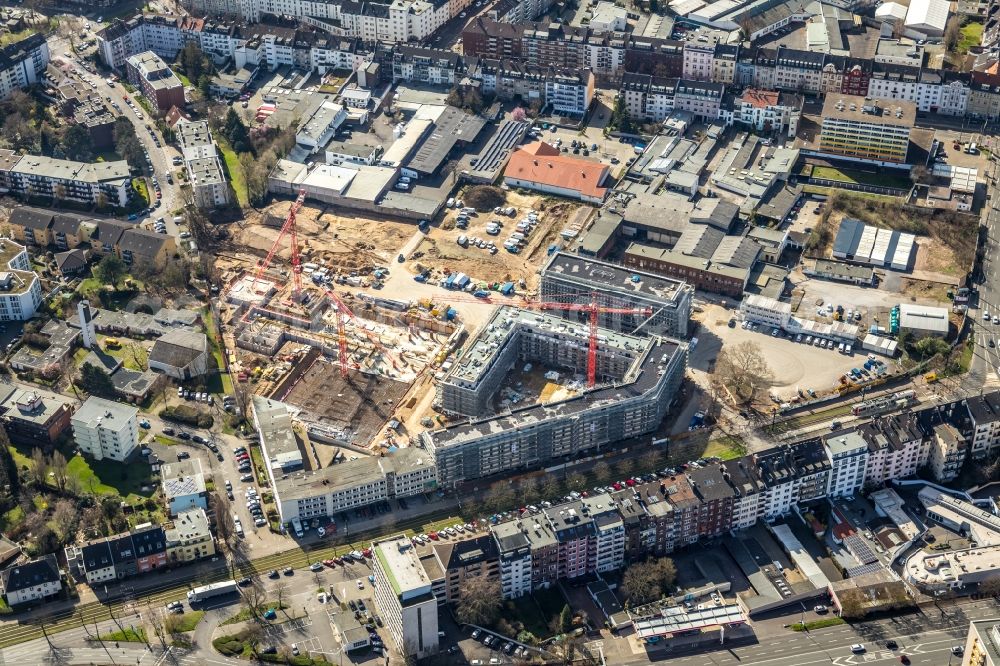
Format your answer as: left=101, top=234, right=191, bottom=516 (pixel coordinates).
left=392, top=45, right=464, bottom=85
left=857, top=411, right=929, bottom=486
left=773, top=46, right=825, bottom=94
left=465, top=58, right=594, bottom=116
left=965, top=391, right=1000, bottom=458
left=65, top=524, right=167, bottom=584
left=621, top=73, right=676, bottom=122
left=969, top=70, right=1000, bottom=119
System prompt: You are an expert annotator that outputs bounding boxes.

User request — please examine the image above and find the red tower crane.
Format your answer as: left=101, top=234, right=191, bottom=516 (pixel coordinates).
left=250, top=188, right=307, bottom=298
left=320, top=287, right=403, bottom=379
left=428, top=292, right=652, bottom=387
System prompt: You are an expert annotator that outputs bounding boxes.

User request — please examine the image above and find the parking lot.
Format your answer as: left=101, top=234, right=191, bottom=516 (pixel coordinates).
left=696, top=304, right=870, bottom=399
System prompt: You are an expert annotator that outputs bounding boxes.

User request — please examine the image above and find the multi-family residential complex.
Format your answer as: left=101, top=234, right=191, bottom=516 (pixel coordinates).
left=965, top=392, right=1000, bottom=459
left=125, top=51, right=186, bottom=111
left=540, top=251, right=693, bottom=339
left=0, top=384, right=74, bottom=447
left=0, top=33, right=49, bottom=102
left=176, top=121, right=231, bottom=209
left=424, top=306, right=687, bottom=485
left=66, top=508, right=214, bottom=582
left=0, top=239, right=44, bottom=323
left=0, top=555, right=62, bottom=606
left=0, top=149, right=131, bottom=208
left=65, top=523, right=168, bottom=584
left=252, top=396, right=437, bottom=525
left=962, top=618, right=1000, bottom=666
left=816, top=95, right=916, bottom=164
left=371, top=536, right=439, bottom=659
left=70, top=396, right=140, bottom=463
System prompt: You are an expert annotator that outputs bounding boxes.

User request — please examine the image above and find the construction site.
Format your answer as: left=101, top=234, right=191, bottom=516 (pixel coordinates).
left=217, top=192, right=466, bottom=458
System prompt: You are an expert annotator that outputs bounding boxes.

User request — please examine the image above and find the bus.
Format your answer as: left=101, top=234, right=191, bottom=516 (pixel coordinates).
left=187, top=580, right=238, bottom=603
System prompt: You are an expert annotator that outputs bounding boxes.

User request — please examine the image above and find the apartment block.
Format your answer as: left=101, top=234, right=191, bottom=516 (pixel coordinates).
left=255, top=396, right=436, bottom=525
left=735, top=88, right=802, bottom=136
left=0, top=555, right=61, bottom=606
left=125, top=51, right=185, bottom=112
left=71, top=396, right=139, bottom=463
left=371, top=536, right=439, bottom=659
left=818, top=95, right=915, bottom=164
left=176, top=121, right=230, bottom=209
left=0, top=33, right=49, bottom=101
left=929, top=423, right=966, bottom=483
left=540, top=252, right=692, bottom=339
left=823, top=431, right=868, bottom=498
left=966, top=392, right=1000, bottom=458
left=165, top=507, right=216, bottom=563
left=0, top=384, right=74, bottom=447
left=425, top=310, right=685, bottom=485
left=0, top=150, right=131, bottom=208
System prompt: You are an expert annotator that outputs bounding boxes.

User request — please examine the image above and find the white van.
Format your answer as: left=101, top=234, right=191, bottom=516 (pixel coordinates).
left=457, top=235, right=468, bottom=246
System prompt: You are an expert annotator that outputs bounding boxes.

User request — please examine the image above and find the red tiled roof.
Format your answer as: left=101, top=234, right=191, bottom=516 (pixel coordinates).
left=504, top=142, right=609, bottom=200
left=740, top=88, right=780, bottom=109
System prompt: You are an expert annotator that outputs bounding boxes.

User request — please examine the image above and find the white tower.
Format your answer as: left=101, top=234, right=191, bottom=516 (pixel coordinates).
left=79, top=301, right=96, bottom=350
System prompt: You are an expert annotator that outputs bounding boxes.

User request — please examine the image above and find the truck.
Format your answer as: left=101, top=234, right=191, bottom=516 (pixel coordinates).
left=418, top=219, right=430, bottom=233
left=454, top=273, right=470, bottom=289
left=187, top=580, right=238, bottom=603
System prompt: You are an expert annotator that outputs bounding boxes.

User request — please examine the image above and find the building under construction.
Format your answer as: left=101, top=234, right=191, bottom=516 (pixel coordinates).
left=423, top=306, right=688, bottom=486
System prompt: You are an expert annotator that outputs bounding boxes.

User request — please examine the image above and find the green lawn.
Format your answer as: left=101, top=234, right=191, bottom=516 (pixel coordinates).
left=959, top=21, right=985, bottom=54
left=170, top=610, right=205, bottom=632
left=175, top=70, right=192, bottom=87
left=65, top=453, right=156, bottom=503
left=97, top=628, right=147, bottom=643
left=0, top=29, right=37, bottom=47
left=220, top=602, right=289, bottom=626
left=810, top=166, right=910, bottom=189
left=0, top=506, right=24, bottom=533
left=215, top=137, right=247, bottom=207
left=791, top=617, right=846, bottom=631
left=132, top=177, right=150, bottom=206
left=704, top=436, right=746, bottom=461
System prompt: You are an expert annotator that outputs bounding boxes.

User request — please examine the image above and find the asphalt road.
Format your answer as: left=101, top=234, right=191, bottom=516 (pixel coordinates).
left=599, top=597, right=1000, bottom=666
left=967, top=135, right=1000, bottom=388
left=46, top=32, right=187, bottom=238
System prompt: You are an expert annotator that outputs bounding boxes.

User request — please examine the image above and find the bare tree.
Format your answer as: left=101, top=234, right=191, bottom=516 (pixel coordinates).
left=238, top=580, right=266, bottom=622
left=944, top=16, right=962, bottom=52
left=30, top=448, right=47, bottom=487
left=126, top=344, right=148, bottom=371
left=454, top=576, right=502, bottom=627
left=50, top=451, right=68, bottom=493
left=213, top=492, right=235, bottom=548
left=592, top=461, right=612, bottom=485
left=621, top=557, right=678, bottom=607
left=52, top=499, right=77, bottom=541
left=274, top=581, right=289, bottom=612
left=713, top=340, right=774, bottom=405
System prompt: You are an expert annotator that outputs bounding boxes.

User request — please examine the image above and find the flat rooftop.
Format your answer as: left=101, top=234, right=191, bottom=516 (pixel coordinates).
left=374, top=536, right=432, bottom=599
left=428, top=335, right=681, bottom=448
left=446, top=305, right=649, bottom=385
left=543, top=251, right=687, bottom=303
left=822, top=94, right=916, bottom=127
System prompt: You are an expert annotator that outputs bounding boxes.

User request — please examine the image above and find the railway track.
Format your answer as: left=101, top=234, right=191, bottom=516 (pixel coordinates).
left=0, top=508, right=464, bottom=649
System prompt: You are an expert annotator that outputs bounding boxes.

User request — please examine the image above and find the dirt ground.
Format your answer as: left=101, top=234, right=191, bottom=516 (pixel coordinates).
left=912, top=236, right=962, bottom=280
left=412, top=189, right=588, bottom=291
left=694, top=304, right=869, bottom=400
left=282, top=356, right=411, bottom=452
left=233, top=201, right=416, bottom=270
